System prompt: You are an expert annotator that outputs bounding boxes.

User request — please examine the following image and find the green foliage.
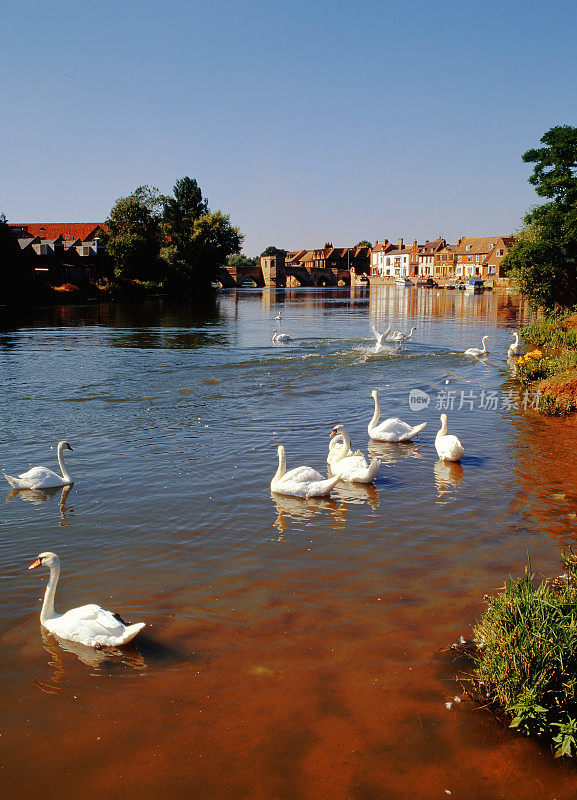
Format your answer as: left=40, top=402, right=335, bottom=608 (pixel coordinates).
left=355, top=240, right=372, bottom=248
left=473, top=556, right=577, bottom=756
left=162, top=177, right=243, bottom=287
left=105, top=186, right=165, bottom=280
left=503, top=126, right=577, bottom=311
left=227, top=253, right=256, bottom=267
left=259, top=246, right=286, bottom=259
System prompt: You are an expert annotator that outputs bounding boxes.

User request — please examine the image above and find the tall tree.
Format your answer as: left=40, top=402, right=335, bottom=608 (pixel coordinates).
left=503, top=126, right=577, bottom=310
left=162, top=177, right=243, bottom=287
left=355, top=240, right=372, bottom=248
left=105, top=186, right=165, bottom=280
left=0, top=214, right=25, bottom=301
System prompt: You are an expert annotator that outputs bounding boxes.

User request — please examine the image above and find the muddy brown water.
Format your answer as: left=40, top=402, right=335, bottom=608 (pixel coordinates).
left=2, top=287, right=577, bottom=799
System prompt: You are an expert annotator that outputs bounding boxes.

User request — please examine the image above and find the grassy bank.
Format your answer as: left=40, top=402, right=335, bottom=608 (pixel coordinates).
left=517, top=314, right=577, bottom=414
left=470, top=554, right=577, bottom=757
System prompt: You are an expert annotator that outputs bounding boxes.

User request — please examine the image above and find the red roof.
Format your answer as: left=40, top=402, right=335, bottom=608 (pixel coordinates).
left=9, top=222, right=107, bottom=241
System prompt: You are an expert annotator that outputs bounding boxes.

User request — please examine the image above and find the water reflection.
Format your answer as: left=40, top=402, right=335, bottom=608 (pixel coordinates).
left=433, top=460, right=464, bottom=501
left=6, top=484, right=73, bottom=522
left=271, top=492, right=346, bottom=536
left=367, top=440, right=424, bottom=464
left=34, top=630, right=147, bottom=693
left=332, top=481, right=380, bottom=509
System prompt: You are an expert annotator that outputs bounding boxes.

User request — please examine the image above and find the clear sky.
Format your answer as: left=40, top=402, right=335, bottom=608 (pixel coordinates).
left=2, top=0, right=577, bottom=255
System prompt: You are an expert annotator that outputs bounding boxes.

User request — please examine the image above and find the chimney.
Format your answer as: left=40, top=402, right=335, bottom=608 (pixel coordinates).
left=398, top=237, right=404, bottom=249
left=413, top=239, right=417, bottom=247
left=374, top=240, right=378, bottom=246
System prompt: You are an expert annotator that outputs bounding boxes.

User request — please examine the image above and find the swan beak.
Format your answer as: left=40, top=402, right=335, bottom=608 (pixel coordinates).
left=330, top=428, right=338, bottom=437
left=67, top=444, right=73, bottom=451
left=28, top=557, right=42, bottom=570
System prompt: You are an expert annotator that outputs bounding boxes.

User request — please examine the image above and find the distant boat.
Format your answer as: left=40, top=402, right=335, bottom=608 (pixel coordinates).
left=465, top=278, right=484, bottom=293
left=241, top=279, right=257, bottom=288
left=395, top=277, right=414, bottom=287
left=210, top=280, right=222, bottom=290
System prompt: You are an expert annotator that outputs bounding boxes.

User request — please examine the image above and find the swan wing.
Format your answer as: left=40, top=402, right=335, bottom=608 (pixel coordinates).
left=15, top=466, right=65, bottom=488
left=50, top=604, right=145, bottom=646
left=436, top=434, right=464, bottom=461
left=370, top=417, right=426, bottom=442
left=282, top=465, right=325, bottom=483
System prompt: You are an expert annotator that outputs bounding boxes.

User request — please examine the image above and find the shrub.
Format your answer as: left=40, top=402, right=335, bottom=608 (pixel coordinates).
left=472, top=555, right=577, bottom=757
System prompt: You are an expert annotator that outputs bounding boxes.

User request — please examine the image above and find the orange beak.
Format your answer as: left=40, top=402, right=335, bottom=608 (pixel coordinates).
left=28, top=558, right=42, bottom=570
left=330, top=428, right=338, bottom=437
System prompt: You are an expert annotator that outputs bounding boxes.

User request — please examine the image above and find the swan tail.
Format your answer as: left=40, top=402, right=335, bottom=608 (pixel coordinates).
left=306, top=474, right=340, bottom=498
left=403, top=421, right=427, bottom=441
left=115, top=622, right=146, bottom=645
left=3, top=472, right=28, bottom=489
left=353, top=458, right=381, bottom=484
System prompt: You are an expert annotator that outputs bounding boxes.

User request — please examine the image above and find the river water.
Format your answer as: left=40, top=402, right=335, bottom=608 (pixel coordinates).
left=2, top=286, right=577, bottom=800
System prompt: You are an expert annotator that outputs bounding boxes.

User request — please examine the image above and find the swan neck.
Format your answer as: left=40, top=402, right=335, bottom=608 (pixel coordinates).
left=439, top=417, right=448, bottom=436
left=273, top=449, right=286, bottom=483
left=331, top=433, right=350, bottom=463
left=57, top=445, right=70, bottom=482
left=369, top=394, right=380, bottom=431
left=41, top=562, right=60, bottom=623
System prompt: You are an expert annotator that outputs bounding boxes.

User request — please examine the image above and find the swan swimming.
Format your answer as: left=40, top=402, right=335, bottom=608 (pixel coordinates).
left=272, top=329, right=292, bottom=343
left=464, top=336, right=490, bottom=357
left=328, top=425, right=380, bottom=483
left=368, top=389, right=427, bottom=442
left=435, top=413, right=464, bottom=462
left=4, top=441, right=74, bottom=489
left=508, top=331, right=520, bottom=357
left=28, top=552, right=145, bottom=648
left=271, top=445, right=339, bottom=498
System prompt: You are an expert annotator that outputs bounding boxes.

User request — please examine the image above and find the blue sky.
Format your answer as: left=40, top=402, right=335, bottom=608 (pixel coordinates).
left=2, top=0, right=576, bottom=255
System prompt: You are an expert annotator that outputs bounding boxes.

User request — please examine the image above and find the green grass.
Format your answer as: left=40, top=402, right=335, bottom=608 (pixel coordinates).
left=472, top=554, right=577, bottom=757
left=517, top=314, right=577, bottom=414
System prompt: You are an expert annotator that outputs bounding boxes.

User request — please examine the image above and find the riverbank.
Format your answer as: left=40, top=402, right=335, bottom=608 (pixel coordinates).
left=517, top=314, right=577, bottom=414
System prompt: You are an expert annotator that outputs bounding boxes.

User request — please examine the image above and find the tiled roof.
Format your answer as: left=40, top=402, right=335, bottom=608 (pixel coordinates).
left=455, top=236, right=501, bottom=255
left=9, top=222, right=107, bottom=241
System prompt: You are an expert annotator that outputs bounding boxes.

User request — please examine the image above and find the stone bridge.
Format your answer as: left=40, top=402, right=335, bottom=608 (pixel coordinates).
left=217, top=257, right=361, bottom=288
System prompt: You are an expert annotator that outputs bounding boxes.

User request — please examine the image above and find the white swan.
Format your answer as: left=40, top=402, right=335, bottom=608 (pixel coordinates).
left=272, top=329, right=292, bottom=343
left=370, top=321, right=391, bottom=347
left=28, top=552, right=145, bottom=648
left=368, top=389, right=427, bottom=442
left=390, top=326, right=417, bottom=342
left=271, top=445, right=339, bottom=498
left=275, top=312, right=282, bottom=321
left=327, top=425, right=380, bottom=483
left=4, top=441, right=74, bottom=489
left=435, top=413, right=464, bottom=461
left=464, top=335, right=490, bottom=357
left=508, top=331, right=520, bottom=357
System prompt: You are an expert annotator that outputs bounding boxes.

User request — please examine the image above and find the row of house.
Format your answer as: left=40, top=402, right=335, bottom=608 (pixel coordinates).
left=285, top=243, right=372, bottom=274
left=370, top=235, right=515, bottom=280
left=8, top=222, right=109, bottom=284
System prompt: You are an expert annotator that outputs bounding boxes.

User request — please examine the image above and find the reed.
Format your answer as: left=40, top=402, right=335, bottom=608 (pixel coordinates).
left=472, top=554, right=577, bottom=757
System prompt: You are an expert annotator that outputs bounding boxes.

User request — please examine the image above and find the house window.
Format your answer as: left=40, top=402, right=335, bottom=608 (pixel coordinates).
left=466, top=244, right=471, bottom=251
left=457, top=255, right=462, bottom=262
left=476, top=255, right=480, bottom=262
left=467, top=255, right=473, bottom=262
left=497, top=249, right=504, bottom=256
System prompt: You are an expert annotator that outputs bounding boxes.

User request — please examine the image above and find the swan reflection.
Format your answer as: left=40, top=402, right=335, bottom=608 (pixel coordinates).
left=367, top=440, right=423, bottom=465
left=331, top=481, right=380, bottom=509
left=271, top=492, right=346, bottom=535
left=34, top=630, right=146, bottom=693
left=6, top=484, right=73, bottom=520
left=434, top=460, right=464, bottom=500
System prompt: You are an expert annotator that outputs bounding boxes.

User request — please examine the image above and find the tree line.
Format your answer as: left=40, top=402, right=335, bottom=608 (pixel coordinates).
left=103, top=177, right=243, bottom=288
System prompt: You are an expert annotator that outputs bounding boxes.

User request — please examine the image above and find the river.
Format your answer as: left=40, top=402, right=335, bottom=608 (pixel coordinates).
left=2, top=286, right=577, bottom=800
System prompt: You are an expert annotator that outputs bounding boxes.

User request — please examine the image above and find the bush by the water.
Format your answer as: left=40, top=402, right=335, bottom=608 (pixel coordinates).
left=472, top=554, right=577, bottom=757
left=518, top=315, right=577, bottom=414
